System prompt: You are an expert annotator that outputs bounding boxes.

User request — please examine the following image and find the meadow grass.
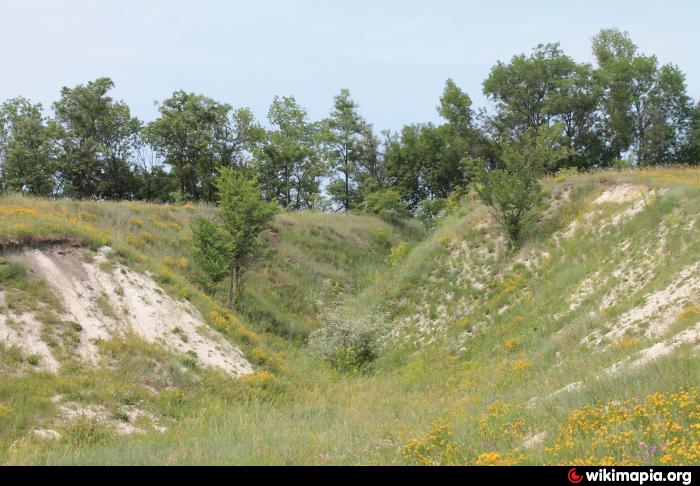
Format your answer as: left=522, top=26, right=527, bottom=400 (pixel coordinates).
left=0, top=167, right=698, bottom=465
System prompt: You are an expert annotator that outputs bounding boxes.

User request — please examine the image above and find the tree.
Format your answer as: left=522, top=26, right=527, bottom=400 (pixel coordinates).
left=483, top=43, right=576, bottom=137
left=473, top=125, right=572, bottom=247
left=359, top=187, right=409, bottom=222
left=145, top=91, right=262, bottom=201
left=384, top=123, right=466, bottom=211
left=132, top=137, right=177, bottom=201
left=592, top=28, right=693, bottom=165
left=192, top=167, right=278, bottom=308
left=52, top=77, right=140, bottom=198
left=679, top=101, right=700, bottom=164
left=483, top=43, right=604, bottom=169
left=256, top=96, right=323, bottom=209
left=321, top=89, right=367, bottom=211
left=0, top=97, right=56, bottom=196
left=591, top=27, right=637, bottom=67
left=546, top=63, right=605, bottom=169
left=438, top=78, right=473, bottom=137
left=354, top=124, right=384, bottom=198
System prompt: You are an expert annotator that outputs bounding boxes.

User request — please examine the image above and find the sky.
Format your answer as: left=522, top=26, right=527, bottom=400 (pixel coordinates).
left=1, top=0, right=698, bottom=132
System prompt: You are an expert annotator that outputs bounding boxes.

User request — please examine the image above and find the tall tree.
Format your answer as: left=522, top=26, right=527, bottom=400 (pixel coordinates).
left=680, top=101, right=700, bottom=164
left=132, top=136, right=177, bottom=201
left=145, top=91, right=261, bottom=201
left=0, top=97, right=56, bottom=196
left=354, top=124, right=388, bottom=199
left=547, top=63, right=605, bottom=169
left=384, top=123, right=465, bottom=212
left=438, top=78, right=474, bottom=137
left=144, top=91, right=216, bottom=201
left=52, top=77, right=140, bottom=198
left=483, top=43, right=575, bottom=137
left=484, top=43, right=604, bottom=169
left=257, top=96, right=323, bottom=209
left=321, top=89, right=366, bottom=211
left=592, top=28, right=693, bottom=165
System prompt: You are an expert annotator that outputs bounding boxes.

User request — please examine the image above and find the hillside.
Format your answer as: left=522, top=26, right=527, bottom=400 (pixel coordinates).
left=0, top=168, right=698, bottom=465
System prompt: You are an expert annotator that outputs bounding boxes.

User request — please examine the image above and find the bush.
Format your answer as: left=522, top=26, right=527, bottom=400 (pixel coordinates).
left=360, top=188, right=409, bottom=222
left=62, top=418, right=115, bottom=446
left=309, top=310, right=381, bottom=372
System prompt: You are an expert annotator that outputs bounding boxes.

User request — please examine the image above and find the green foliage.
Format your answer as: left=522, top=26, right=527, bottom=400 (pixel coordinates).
left=309, top=310, right=379, bottom=372
left=256, top=96, right=324, bottom=209
left=320, top=89, right=370, bottom=211
left=384, top=123, right=467, bottom=211
left=474, top=125, right=572, bottom=246
left=592, top=28, right=693, bottom=166
left=192, top=167, right=278, bottom=307
left=144, top=91, right=263, bottom=202
left=483, top=43, right=604, bottom=169
left=191, top=217, right=233, bottom=284
left=0, top=98, right=55, bottom=196
left=52, top=77, right=141, bottom=199
left=131, top=143, right=178, bottom=202
left=438, top=79, right=473, bottom=136
left=359, top=188, right=409, bottom=222
left=415, top=198, right=447, bottom=227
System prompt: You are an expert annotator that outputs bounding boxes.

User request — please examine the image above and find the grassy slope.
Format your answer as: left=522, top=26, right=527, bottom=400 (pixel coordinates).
left=0, top=196, right=417, bottom=461
left=1, top=167, right=698, bottom=465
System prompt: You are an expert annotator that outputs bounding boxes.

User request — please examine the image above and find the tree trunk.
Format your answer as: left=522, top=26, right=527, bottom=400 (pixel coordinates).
left=227, top=264, right=235, bottom=309
left=285, top=165, right=291, bottom=208
left=233, top=262, right=243, bottom=309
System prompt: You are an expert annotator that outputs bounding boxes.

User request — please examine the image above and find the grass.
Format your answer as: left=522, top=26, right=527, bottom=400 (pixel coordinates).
left=0, top=167, right=699, bottom=465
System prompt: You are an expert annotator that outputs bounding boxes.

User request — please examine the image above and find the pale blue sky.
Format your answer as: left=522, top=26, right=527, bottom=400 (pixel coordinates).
left=1, top=0, right=698, bottom=131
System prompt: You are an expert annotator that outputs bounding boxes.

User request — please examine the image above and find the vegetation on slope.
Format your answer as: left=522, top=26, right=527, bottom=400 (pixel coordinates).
left=0, top=194, right=416, bottom=460
left=0, top=168, right=698, bottom=465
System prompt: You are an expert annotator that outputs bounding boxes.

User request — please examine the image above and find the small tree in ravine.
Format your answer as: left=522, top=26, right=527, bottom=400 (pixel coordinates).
left=473, top=124, right=571, bottom=248
left=192, top=167, right=278, bottom=308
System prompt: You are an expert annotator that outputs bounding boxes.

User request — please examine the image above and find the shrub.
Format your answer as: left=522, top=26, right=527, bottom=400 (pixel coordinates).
left=238, top=370, right=285, bottom=400
left=62, top=418, right=115, bottom=446
left=309, top=309, right=381, bottom=372
left=360, top=188, right=409, bottom=222
left=250, top=347, right=285, bottom=372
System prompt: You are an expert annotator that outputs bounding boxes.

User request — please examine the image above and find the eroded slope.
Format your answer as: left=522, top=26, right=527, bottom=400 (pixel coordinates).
left=1, top=245, right=252, bottom=376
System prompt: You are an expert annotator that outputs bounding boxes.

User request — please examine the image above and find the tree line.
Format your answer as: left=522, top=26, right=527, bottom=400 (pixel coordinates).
left=1, top=28, right=698, bottom=218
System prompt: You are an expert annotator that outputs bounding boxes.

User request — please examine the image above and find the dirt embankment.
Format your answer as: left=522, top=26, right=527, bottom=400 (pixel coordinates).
left=0, top=245, right=252, bottom=376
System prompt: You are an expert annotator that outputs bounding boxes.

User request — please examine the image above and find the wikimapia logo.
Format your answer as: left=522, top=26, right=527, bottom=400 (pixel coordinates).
left=567, top=467, right=692, bottom=485
left=568, top=468, right=584, bottom=484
